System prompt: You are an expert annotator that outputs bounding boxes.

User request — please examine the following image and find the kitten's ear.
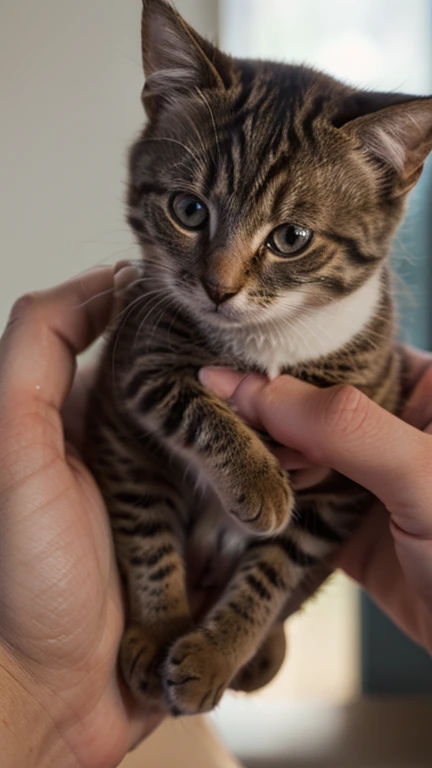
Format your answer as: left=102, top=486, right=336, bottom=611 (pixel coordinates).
left=341, top=96, right=432, bottom=195
left=141, top=0, right=231, bottom=115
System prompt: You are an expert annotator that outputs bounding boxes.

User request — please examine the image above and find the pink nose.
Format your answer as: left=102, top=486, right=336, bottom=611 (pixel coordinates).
left=201, top=277, right=239, bottom=306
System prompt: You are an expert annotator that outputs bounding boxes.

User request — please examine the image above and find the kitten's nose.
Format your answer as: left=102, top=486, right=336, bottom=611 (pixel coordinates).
left=201, top=277, right=239, bottom=306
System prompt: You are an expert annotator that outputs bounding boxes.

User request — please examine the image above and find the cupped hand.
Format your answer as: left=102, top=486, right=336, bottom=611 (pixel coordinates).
left=200, top=354, right=432, bottom=656
left=0, top=267, right=161, bottom=768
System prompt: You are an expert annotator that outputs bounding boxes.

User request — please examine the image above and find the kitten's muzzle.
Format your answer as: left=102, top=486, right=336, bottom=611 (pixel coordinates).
left=200, top=276, right=240, bottom=306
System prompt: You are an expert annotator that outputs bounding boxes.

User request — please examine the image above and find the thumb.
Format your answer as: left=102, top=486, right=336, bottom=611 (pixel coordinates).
left=204, top=370, right=432, bottom=539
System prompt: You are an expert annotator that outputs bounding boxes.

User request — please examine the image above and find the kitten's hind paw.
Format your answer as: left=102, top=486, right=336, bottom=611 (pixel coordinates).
left=164, top=632, right=231, bottom=716
left=230, top=624, right=287, bottom=693
left=120, top=626, right=164, bottom=706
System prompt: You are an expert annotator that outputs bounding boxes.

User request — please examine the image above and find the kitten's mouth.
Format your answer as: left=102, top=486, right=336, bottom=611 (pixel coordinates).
left=179, top=285, right=277, bottom=327
left=203, top=303, right=246, bottom=326
left=181, top=290, right=246, bottom=325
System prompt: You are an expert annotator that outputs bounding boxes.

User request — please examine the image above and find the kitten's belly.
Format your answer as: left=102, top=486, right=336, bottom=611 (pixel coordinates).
left=185, top=484, right=248, bottom=596
left=183, top=469, right=368, bottom=621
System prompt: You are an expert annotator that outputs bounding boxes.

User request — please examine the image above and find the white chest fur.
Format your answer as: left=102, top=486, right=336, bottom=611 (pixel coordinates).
left=223, top=269, right=383, bottom=378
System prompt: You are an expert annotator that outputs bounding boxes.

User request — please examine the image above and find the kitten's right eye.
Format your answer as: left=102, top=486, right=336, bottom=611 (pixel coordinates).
left=169, top=193, right=209, bottom=231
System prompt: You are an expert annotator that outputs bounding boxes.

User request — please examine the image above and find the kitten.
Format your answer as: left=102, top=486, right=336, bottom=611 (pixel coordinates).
left=86, top=0, right=432, bottom=717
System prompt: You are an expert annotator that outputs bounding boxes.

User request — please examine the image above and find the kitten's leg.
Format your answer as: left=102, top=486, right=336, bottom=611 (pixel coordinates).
left=282, top=561, right=334, bottom=616
left=164, top=540, right=304, bottom=716
left=230, top=623, right=287, bottom=693
left=229, top=563, right=336, bottom=694
left=86, top=414, right=193, bottom=710
left=226, top=499, right=364, bottom=696
left=124, top=371, right=293, bottom=536
left=229, top=561, right=339, bottom=694
left=114, top=496, right=193, bottom=709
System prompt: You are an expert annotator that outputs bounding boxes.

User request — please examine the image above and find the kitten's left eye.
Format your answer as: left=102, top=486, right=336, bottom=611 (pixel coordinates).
left=169, top=193, right=209, bottom=231
left=267, top=224, right=313, bottom=257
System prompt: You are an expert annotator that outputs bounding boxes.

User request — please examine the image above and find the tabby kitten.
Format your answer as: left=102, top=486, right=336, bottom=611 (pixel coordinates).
left=86, top=0, right=432, bottom=717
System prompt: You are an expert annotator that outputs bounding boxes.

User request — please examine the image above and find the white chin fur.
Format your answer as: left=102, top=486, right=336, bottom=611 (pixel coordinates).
left=220, top=267, right=384, bottom=379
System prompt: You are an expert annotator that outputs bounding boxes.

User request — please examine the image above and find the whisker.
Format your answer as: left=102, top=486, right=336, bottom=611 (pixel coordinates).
left=133, top=292, right=179, bottom=351
left=139, top=137, right=203, bottom=167
left=74, top=287, right=116, bottom=310
left=196, top=88, right=220, bottom=161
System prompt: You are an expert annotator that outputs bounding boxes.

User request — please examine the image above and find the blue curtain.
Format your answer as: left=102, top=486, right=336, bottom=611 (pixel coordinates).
left=362, top=157, right=432, bottom=695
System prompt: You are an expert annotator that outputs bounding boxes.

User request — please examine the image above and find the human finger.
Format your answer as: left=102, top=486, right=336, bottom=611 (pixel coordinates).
left=62, top=363, right=97, bottom=451
left=200, top=369, right=331, bottom=489
left=0, top=266, right=116, bottom=424
left=200, top=370, right=318, bottom=468
left=403, top=362, right=432, bottom=430
left=268, top=444, right=315, bottom=470
left=61, top=261, right=142, bottom=450
left=110, top=261, right=142, bottom=322
left=336, top=502, right=429, bottom=648
left=203, top=370, right=432, bottom=537
left=402, top=346, right=432, bottom=391
left=200, top=368, right=267, bottom=427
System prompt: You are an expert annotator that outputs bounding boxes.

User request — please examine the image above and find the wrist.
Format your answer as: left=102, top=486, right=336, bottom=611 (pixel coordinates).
left=0, top=647, right=79, bottom=768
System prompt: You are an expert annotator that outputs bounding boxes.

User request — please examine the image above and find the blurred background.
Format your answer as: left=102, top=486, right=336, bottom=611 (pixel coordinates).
left=1, top=1, right=431, bottom=765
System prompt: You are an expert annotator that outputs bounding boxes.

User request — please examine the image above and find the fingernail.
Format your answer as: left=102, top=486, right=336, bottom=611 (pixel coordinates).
left=109, top=263, right=142, bottom=323
left=114, top=263, right=141, bottom=292
left=199, top=367, right=245, bottom=398
left=114, top=260, right=135, bottom=275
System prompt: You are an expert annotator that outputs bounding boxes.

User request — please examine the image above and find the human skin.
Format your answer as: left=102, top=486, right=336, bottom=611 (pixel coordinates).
left=2, top=265, right=432, bottom=767
left=0, top=266, right=161, bottom=768
left=200, top=350, right=432, bottom=656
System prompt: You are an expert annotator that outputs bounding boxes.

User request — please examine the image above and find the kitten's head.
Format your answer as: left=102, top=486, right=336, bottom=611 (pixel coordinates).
left=128, top=0, right=432, bottom=329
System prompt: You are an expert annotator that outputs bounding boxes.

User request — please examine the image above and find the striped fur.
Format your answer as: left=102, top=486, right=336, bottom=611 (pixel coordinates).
left=86, top=0, right=432, bottom=716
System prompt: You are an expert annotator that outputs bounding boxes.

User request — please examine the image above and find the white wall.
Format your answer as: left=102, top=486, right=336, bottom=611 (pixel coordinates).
left=0, top=0, right=218, bottom=331
left=220, top=0, right=431, bottom=93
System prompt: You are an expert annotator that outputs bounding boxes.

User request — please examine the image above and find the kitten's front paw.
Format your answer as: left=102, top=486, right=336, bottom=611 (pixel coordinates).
left=164, top=632, right=230, bottom=716
left=230, top=459, right=293, bottom=535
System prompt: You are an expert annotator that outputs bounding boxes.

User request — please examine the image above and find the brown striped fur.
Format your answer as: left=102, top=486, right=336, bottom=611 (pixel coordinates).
left=86, top=0, right=432, bottom=716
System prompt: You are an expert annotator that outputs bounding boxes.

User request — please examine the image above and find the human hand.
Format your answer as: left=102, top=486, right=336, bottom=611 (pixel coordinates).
left=200, top=354, right=432, bottom=655
left=0, top=267, right=161, bottom=768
